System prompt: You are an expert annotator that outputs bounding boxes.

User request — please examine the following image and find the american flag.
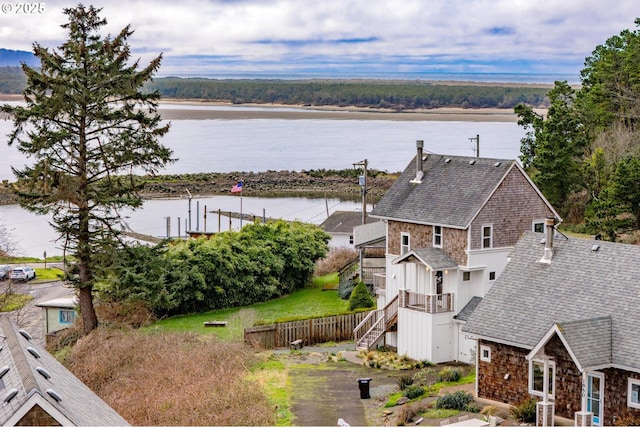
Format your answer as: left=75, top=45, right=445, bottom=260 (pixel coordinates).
left=231, top=181, right=243, bottom=193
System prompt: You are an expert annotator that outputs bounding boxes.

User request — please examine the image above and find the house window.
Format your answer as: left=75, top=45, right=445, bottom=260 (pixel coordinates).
left=529, top=359, right=555, bottom=399
left=628, top=378, right=640, bottom=409
left=489, top=271, right=496, bottom=281
left=435, top=271, right=443, bottom=294
left=463, top=271, right=471, bottom=281
left=59, top=310, right=75, bottom=324
left=533, top=221, right=545, bottom=233
left=480, top=345, right=491, bottom=362
left=349, top=235, right=354, bottom=245
left=401, top=233, right=410, bottom=255
left=482, top=225, right=493, bottom=248
left=433, top=225, right=442, bottom=247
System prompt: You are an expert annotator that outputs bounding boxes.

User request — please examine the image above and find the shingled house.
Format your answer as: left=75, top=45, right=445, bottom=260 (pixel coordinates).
left=0, top=314, right=129, bottom=426
left=463, top=225, right=640, bottom=427
left=354, top=140, right=559, bottom=363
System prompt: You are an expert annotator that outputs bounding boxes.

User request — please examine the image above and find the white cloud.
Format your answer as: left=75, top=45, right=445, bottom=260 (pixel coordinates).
left=2, top=0, right=639, bottom=78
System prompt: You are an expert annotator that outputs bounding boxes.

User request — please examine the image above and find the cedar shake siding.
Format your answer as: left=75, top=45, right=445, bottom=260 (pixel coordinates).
left=601, top=368, right=640, bottom=426
left=477, top=340, right=530, bottom=405
left=17, top=406, right=62, bottom=426
left=470, top=168, right=554, bottom=250
left=479, top=338, right=640, bottom=426
left=387, top=220, right=467, bottom=266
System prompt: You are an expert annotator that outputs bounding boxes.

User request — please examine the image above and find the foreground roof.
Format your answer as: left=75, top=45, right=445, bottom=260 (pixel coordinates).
left=0, top=315, right=129, bottom=426
left=463, top=232, right=640, bottom=371
left=371, top=153, right=515, bottom=228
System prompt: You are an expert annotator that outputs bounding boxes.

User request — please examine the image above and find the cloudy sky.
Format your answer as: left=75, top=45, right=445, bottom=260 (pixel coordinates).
left=2, top=0, right=639, bottom=81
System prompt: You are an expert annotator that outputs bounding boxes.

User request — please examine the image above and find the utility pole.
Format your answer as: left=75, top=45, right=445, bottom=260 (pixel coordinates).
left=185, top=189, right=193, bottom=231
left=469, top=134, right=480, bottom=158
left=353, top=159, right=368, bottom=225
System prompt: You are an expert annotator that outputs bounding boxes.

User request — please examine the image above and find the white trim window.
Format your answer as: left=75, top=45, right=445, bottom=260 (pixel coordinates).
left=482, top=225, right=493, bottom=249
left=628, top=378, right=640, bottom=409
left=433, top=225, right=442, bottom=247
left=533, top=220, right=545, bottom=233
left=529, top=359, right=556, bottom=399
left=480, top=345, right=491, bottom=362
left=401, top=232, right=410, bottom=255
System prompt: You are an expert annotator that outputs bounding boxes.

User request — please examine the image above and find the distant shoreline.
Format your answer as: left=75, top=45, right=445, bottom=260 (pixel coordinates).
left=0, top=94, right=546, bottom=123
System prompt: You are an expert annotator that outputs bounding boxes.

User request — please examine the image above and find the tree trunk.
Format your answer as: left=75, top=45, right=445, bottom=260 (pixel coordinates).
left=78, top=285, right=98, bottom=333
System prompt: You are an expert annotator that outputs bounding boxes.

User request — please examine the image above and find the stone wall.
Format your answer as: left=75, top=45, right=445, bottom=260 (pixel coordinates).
left=470, top=167, right=555, bottom=250
left=387, top=220, right=467, bottom=265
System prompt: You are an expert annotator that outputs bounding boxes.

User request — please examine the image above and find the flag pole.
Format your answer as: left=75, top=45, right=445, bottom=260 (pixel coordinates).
left=240, top=187, right=243, bottom=229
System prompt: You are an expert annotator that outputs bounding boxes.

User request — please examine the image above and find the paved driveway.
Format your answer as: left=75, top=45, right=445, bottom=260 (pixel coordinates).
left=1, top=278, right=75, bottom=345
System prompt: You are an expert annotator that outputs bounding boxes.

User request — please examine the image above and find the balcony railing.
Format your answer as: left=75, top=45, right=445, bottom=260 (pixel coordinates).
left=362, top=267, right=386, bottom=285
left=373, top=273, right=386, bottom=295
left=399, top=290, right=454, bottom=313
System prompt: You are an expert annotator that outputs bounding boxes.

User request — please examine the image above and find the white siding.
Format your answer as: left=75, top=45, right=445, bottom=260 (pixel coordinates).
left=397, top=308, right=454, bottom=363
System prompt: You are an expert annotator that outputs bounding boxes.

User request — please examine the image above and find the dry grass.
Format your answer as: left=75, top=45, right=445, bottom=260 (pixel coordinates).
left=315, top=247, right=358, bottom=277
left=63, top=328, right=275, bottom=426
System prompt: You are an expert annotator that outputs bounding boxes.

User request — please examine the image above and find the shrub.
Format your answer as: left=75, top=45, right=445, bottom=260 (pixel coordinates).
left=437, top=367, right=462, bottom=382
left=509, top=398, right=537, bottom=423
left=348, top=281, right=375, bottom=311
left=398, top=375, right=414, bottom=390
left=412, top=367, right=437, bottom=386
left=435, top=390, right=474, bottom=410
left=315, top=247, right=357, bottom=277
left=402, top=384, right=425, bottom=400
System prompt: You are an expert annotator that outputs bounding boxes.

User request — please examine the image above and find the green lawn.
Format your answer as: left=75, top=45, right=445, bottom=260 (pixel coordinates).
left=148, top=273, right=350, bottom=340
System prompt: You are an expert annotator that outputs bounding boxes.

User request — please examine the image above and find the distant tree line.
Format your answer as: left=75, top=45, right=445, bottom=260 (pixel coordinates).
left=0, top=66, right=27, bottom=94
left=143, top=77, right=550, bottom=110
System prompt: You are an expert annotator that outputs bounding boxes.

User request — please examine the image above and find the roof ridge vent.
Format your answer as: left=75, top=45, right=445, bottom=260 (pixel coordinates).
left=3, top=388, right=18, bottom=403
left=36, top=367, right=51, bottom=379
left=46, top=389, right=62, bottom=403
left=27, top=347, right=41, bottom=359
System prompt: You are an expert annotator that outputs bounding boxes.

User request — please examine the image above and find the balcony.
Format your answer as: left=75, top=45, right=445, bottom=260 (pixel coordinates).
left=373, top=273, right=386, bottom=295
left=400, top=290, right=454, bottom=313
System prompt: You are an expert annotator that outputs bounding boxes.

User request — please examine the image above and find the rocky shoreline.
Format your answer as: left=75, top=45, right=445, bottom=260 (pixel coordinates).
left=0, top=170, right=398, bottom=206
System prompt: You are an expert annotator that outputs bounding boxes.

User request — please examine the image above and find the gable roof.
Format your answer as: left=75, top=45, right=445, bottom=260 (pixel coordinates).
left=320, top=210, right=376, bottom=234
left=370, top=153, right=517, bottom=228
left=0, top=315, right=130, bottom=426
left=463, top=231, right=640, bottom=372
left=393, top=247, right=458, bottom=270
left=527, top=317, right=613, bottom=372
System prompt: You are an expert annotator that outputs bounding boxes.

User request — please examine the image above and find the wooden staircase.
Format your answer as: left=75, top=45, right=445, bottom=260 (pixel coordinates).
left=354, top=295, right=399, bottom=351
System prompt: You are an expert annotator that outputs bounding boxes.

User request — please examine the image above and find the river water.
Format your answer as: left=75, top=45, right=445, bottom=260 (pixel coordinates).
left=0, top=104, right=527, bottom=257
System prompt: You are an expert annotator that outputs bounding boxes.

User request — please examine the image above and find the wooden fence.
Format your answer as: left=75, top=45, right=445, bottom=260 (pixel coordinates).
left=243, top=311, right=370, bottom=350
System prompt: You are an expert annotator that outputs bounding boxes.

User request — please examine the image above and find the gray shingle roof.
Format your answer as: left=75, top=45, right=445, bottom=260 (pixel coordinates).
left=393, top=247, right=458, bottom=270
left=463, top=232, right=640, bottom=371
left=353, top=221, right=386, bottom=247
left=320, top=210, right=376, bottom=234
left=370, top=153, right=515, bottom=227
left=0, top=315, right=130, bottom=426
left=454, top=296, right=483, bottom=322
left=557, top=316, right=612, bottom=370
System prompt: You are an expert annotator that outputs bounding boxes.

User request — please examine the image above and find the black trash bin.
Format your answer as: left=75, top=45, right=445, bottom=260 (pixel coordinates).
left=357, top=378, right=372, bottom=399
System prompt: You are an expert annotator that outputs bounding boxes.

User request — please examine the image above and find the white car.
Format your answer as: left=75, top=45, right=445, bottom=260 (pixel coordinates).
left=9, top=267, right=36, bottom=281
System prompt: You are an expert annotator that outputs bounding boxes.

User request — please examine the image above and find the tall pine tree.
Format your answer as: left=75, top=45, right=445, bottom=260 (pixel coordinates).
left=1, top=4, right=174, bottom=333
